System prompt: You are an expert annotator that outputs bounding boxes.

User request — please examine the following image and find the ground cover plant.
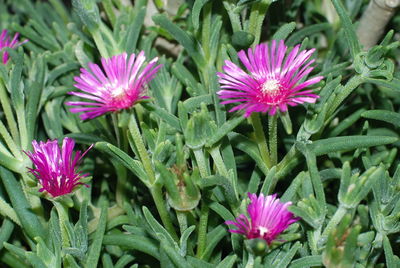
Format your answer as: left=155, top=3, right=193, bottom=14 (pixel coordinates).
left=0, top=0, right=400, bottom=267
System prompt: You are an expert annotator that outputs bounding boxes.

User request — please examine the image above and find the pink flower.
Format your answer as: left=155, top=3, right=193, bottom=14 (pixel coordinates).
left=66, top=52, right=161, bottom=120
left=217, top=40, right=323, bottom=117
left=25, top=137, right=92, bottom=198
left=226, top=193, right=299, bottom=244
left=0, top=29, right=28, bottom=64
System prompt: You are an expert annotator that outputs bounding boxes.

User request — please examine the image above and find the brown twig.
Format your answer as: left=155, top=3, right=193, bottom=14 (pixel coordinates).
left=357, top=0, right=400, bottom=49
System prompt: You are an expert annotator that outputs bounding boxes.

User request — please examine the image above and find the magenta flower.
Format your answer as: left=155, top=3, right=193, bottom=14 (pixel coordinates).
left=66, top=52, right=161, bottom=120
left=226, top=193, right=299, bottom=244
left=0, top=30, right=28, bottom=64
left=25, top=137, right=92, bottom=198
left=217, top=40, right=323, bottom=117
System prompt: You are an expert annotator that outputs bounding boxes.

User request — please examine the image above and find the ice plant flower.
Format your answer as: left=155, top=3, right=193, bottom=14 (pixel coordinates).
left=25, top=137, right=92, bottom=198
left=66, top=51, right=161, bottom=120
left=225, top=193, right=299, bottom=244
left=0, top=29, right=27, bottom=64
left=217, top=40, right=323, bottom=117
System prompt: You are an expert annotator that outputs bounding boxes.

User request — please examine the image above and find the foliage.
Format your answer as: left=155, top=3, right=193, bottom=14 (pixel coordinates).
left=0, top=0, right=399, bottom=267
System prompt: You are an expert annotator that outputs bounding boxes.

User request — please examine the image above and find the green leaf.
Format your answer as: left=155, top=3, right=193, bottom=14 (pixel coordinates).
left=216, top=255, right=237, bottom=268
left=0, top=167, right=45, bottom=240
left=288, top=256, right=322, bottom=268
left=0, top=219, right=14, bottom=251
left=229, top=133, right=268, bottom=175
left=274, top=242, right=301, bottom=268
left=362, top=110, right=400, bottom=128
left=287, top=23, right=331, bottom=46
left=72, top=0, right=100, bottom=31
left=179, top=225, right=196, bottom=257
left=383, top=235, right=400, bottom=268
left=160, top=235, right=193, bottom=268
left=103, top=234, right=159, bottom=259
left=95, top=142, right=149, bottom=186
left=206, top=115, right=245, bottom=147
left=192, top=0, right=210, bottom=31
left=143, top=206, right=177, bottom=248
left=124, top=6, right=146, bottom=54
left=152, top=14, right=205, bottom=66
left=331, top=0, right=361, bottom=58
left=144, top=103, right=181, bottom=131
left=209, top=202, right=235, bottom=221
left=85, top=200, right=108, bottom=268
left=272, top=22, right=297, bottom=41
left=308, top=136, right=397, bottom=156
left=201, top=226, right=226, bottom=260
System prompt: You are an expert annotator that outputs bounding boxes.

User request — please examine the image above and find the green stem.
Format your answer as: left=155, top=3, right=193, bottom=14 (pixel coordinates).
left=250, top=113, right=272, bottom=169
left=53, top=201, right=70, bottom=248
left=129, top=114, right=177, bottom=240
left=111, top=113, right=121, bottom=148
left=268, top=114, right=278, bottom=166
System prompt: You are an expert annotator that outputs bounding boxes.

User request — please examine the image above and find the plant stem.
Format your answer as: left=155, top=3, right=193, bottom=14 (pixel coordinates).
left=111, top=113, right=120, bottom=148
left=268, top=114, right=278, bottom=166
left=128, top=114, right=177, bottom=240
left=53, top=201, right=70, bottom=248
left=250, top=113, right=272, bottom=169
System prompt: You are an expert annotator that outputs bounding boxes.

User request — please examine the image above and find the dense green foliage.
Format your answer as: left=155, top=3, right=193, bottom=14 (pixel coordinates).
left=0, top=0, right=400, bottom=267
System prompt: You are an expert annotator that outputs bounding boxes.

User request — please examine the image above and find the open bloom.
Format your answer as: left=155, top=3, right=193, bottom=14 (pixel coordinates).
left=66, top=51, right=161, bottom=120
left=0, top=29, right=27, bottom=64
left=25, top=137, right=92, bottom=198
left=217, top=40, right=323, bottom=117
left=225, top=193, right=299, bottom=244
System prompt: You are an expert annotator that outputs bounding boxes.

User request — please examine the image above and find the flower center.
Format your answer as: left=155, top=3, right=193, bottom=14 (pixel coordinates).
left=110, top=85, right=127, bottom=99
left=261, top=79, right=281, bottom=97
left=258, top=226, right=270, bottom=237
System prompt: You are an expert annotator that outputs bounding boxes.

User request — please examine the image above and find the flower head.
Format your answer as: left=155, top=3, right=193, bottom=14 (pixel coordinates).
left=217, top=40, right=323, bottom=117
left=225, top=193, right=299, bottom=244
left=0, top=29, right=28, bottom=64
left=25, top=137, right=92, bottom=198
left=66, top=51, right=161, bottom=120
